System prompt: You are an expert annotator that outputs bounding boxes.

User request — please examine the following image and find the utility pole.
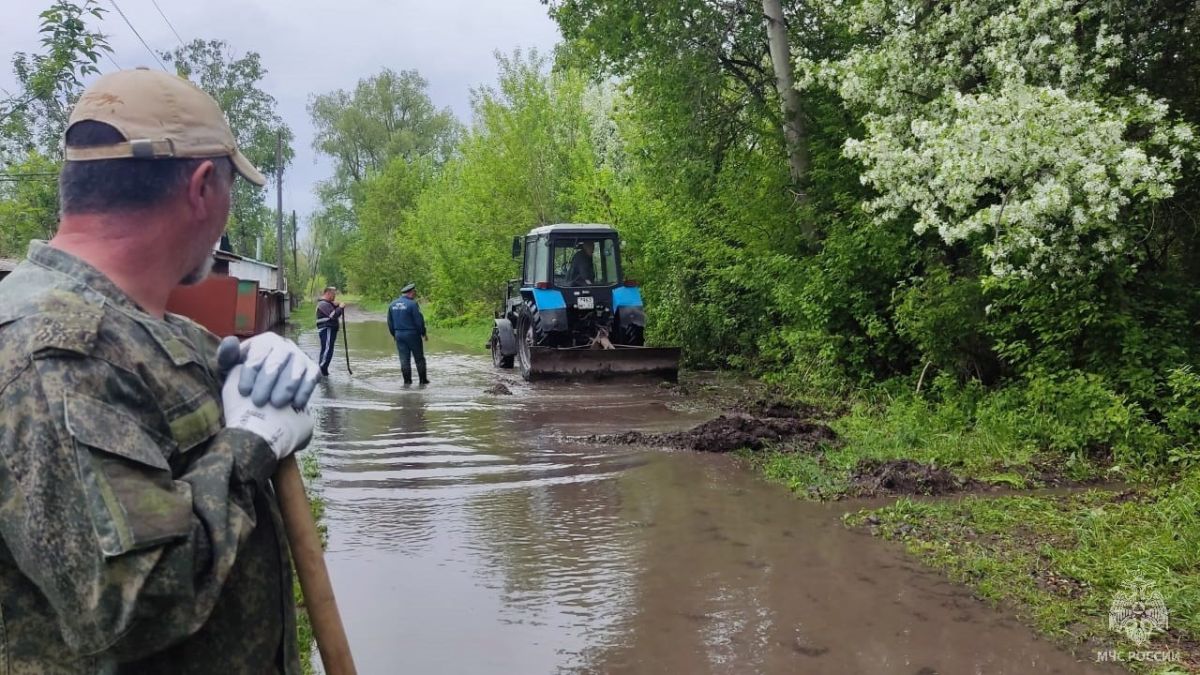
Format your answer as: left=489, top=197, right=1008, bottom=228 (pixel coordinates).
left=291, top=210, right=298, bottom=273
left=275, top=130, right=285, bottom=291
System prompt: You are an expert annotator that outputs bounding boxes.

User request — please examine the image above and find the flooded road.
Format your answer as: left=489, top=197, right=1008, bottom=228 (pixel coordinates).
left=297, top=320, right=1117, bottom=674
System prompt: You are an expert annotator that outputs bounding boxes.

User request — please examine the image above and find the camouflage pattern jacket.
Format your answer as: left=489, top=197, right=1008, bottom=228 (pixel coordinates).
left=0, top=243, right=299, bottom=674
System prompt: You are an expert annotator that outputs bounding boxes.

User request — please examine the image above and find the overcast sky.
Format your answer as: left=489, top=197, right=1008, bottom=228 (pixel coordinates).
left=0, top=0, right=562, bottom=227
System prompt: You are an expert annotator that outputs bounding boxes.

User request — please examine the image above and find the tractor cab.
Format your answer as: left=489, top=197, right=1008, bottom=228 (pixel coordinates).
left=491, top=224, right=679, bottom=381
left=514, top=224, right=626, bottom=305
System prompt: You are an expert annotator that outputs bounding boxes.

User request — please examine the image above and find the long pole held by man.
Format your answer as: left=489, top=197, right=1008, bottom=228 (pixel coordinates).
left=341, top=311, right=354, bottom=375
left=0, top=68, right=354, bottom=674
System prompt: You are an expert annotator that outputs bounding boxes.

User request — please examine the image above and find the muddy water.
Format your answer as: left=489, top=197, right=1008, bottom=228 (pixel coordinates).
left=297, top=320, right=1117, bottom=674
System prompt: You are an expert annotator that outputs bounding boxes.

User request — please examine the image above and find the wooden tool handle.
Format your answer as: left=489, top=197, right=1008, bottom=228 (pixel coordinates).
left=275, top=455, right=357, bottom=674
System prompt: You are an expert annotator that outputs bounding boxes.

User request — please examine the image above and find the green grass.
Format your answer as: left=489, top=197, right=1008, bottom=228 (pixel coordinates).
left=336, top=293, right=390, bottom=315
left=749, top=375, right=1198, bottom=670
left=751, top=392, right=1089, bottom=499
left=432, top=318, right=492, bottom=354
left=844, top=476, right=1200, bottom=671
left=751, top=375, right=1165, bottom=499
left=290, top=300, right=317, bottom=332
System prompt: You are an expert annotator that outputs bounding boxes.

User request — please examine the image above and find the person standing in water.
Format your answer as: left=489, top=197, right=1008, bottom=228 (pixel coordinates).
left=315, top=286, right=345, bottom=377
left=387, top=282, right=428, bottom=385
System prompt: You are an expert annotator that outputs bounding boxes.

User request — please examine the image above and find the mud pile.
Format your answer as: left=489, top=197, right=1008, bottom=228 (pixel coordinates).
left=587, top=406, right=836, bottom=454
left=848, top=458, right=968, bottom=497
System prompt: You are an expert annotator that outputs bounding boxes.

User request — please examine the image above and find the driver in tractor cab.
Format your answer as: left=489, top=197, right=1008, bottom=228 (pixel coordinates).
left=568, top=240, right=595, bottom=286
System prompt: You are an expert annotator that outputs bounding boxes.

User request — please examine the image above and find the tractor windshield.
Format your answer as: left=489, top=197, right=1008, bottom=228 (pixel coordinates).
left=552, top=237, right=618, bottom=287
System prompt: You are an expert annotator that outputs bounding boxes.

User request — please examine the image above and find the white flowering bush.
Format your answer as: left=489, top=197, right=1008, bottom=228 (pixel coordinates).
left=800, top=0, right=1196, bottom=278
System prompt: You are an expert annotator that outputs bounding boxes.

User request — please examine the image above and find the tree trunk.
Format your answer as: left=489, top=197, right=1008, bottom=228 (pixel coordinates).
left=762, top=0, right=813, bottom=235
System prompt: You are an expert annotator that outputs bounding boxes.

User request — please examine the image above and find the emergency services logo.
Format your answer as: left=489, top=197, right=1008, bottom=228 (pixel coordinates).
left=1108, top=578, right=1168, bottom=647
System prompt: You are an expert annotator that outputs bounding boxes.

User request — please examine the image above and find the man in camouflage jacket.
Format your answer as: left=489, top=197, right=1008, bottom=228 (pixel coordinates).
left=0, top=69, right=319, bottom=673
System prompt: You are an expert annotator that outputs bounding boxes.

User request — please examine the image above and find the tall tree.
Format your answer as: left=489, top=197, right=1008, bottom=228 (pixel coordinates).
left=1, top=0, right=111, bottom=162
left=761, top=0, right=810, bottom=212
left=340, top=52, right=601, bottom=308
left=162, top=39, right=293, bottom=258
left=308, top=68, right=458, bottom=186
left=307, top=68, right=460, bottom=288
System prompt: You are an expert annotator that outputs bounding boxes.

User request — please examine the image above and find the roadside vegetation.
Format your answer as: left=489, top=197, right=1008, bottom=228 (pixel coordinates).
left=285, top=317, right=328, bottom=674
left=329, top=292, right=389, bottom=316
left=847, top=481, right=1200, bottom=671
left=295, top=451, right=327, bottom=675
left=430, top=317, right=492, bottom=354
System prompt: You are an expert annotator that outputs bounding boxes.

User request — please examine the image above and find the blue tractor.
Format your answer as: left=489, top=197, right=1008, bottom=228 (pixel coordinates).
left=488, top=224, right=680, bottom=381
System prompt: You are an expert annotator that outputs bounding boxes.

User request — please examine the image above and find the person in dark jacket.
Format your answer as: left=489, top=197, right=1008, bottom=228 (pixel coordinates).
left=315, top=286, right=345, bottom=377
left=568, top=240, right=596, bottom=286
left=387, top=282, right=428, bottom=385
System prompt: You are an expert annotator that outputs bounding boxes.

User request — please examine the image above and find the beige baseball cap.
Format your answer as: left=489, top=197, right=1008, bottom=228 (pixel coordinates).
left=64, top=68, right=266, bottom=186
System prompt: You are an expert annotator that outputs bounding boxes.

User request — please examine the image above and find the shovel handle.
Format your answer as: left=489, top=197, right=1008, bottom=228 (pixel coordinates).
left=275, top=455, right=357, bottom=674
left=341, top=313, right=353, bottom=375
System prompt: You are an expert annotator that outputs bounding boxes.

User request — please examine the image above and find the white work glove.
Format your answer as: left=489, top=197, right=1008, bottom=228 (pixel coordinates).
left=217, top=333, right=321, bottom=409
left=223, top=365, right=314, bottom=459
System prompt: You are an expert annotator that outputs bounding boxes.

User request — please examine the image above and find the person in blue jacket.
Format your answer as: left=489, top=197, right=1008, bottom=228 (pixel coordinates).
left=387, top=282, right=429, bottom=385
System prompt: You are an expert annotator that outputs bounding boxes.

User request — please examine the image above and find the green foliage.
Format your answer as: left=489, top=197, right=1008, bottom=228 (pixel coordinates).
left=1163, top=367, right=1200, bottom=468
left=1, top=0, right=110, bottom=160
left=430, top=319, right=492, bottom=354
left=307, top=68, right=460, bottom=298
left=1019, top=370, right=1168, bottom=470
left=893, top=264, right=992, bottom=381
left=343, top=157, right=435, bottom=300
left=0, top=153, right=59, bottom=257
left=0, top=2, right=113, bottom=257
left=762, top=369, right=1185, bottom=499
left=336, top=51, right=603, bottom=317
left=543, top=0, right=1200, bottom=476
left=308, top=69, right=458, bottom=185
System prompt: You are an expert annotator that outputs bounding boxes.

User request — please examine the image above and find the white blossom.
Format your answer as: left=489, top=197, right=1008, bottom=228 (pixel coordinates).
left=801, top=0, right=1197, bottom=278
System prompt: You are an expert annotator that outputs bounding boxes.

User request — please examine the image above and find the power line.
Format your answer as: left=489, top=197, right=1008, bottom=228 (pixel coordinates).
left=149, top=0, right=186, bottom=48
left=108, top=0, right=168, bottom=71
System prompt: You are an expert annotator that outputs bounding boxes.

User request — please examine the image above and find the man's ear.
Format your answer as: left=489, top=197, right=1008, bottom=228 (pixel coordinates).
left=186, top=160, right=218, bottom=218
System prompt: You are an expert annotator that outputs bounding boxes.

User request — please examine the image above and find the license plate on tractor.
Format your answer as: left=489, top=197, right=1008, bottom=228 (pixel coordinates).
left=577, top=296, right=594, bottom=310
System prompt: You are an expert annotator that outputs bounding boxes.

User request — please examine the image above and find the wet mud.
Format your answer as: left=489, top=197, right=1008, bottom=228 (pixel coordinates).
left=848, top=458, right=971, bottom=497
left=295, top=319, right=1125, bottom=674
left=585, top=404, right=993, bottom=498
left=583, top=413, right=837, bottom=454
left=581, top=398, right=838, bottom=456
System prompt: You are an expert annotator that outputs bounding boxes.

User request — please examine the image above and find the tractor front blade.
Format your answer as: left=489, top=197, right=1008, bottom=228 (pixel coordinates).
left=526, top=346, right=681, bottom=381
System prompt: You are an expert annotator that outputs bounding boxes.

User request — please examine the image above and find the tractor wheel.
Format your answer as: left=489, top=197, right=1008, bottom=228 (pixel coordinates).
left=517, top=318, right=535, bottom=381
left=618, top=321, right=645, bottom=347
left=491, top=325, right=514, bottom=369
